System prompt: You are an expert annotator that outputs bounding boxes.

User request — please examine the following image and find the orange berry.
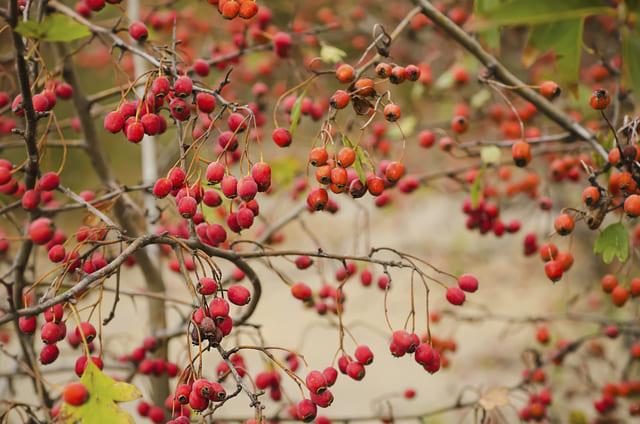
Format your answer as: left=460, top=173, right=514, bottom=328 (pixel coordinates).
left=336, top=64, right=355, bottom=84
left=63, top=382, right=89, bottom=406
left=611, top=285, right=629, bottom=307
left=590, top=88, right=611, bottom=110
left=352, top=78, right=375, bottom=97
left=630, top=277, right=640, bottom=297
left=383, top=103, right=401, bottom=122
left=337, top=147, right=356, bottom=168
left=308, top=147, right=329, bottom=167
left=451, top=115, right=468, bottom=134
left=556, top=251, right=574, bottom=271
left=385, top=161, right=405, bottom=183
left=625, top=194, right=640, bottom=217
left=601, top=274, right=618, bottom=293
left=554, top=213, right=574, bottom=236
left=511, top=141, right=531, bottom=167
left=375, top=63, right=392, bottom=79
left=539, top=81, right=561, bottom=100
left=582, top=186, right=601, bottom=206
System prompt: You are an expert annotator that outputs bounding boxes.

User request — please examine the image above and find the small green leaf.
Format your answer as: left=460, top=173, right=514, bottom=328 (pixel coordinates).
left=320, top=43, right=347, bottom=64
left=288, top=85, right=310, bottom=137
left=15, top=14, right=90, bottom=42
left=474, top=0, right=502, bottom=49
left=528, top=19, right=584, bottom=96
left=470, top=88, right=492, bottom=109
left=480, top=145, right=501, bottom=164
left=59, top=360, right=141, bottom=423
left=622, top=29, right=640, bottom=103
left=470, top=165, right=486, bottom=208
left=475, top=0, right=612, bottom=28
left=594, top=222, right=629, bottom=264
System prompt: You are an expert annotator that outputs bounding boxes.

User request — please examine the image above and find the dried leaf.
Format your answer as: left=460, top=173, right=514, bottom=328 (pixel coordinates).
left=478, top=386, right=510, bottom=411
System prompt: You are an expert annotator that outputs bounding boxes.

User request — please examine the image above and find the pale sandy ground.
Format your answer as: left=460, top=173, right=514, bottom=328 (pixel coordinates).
left=0, top=188, right=629, bottom=423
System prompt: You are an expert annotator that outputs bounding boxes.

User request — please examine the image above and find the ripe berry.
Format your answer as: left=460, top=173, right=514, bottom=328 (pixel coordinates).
left=207, top=224, right=227, bottom=244
left=28, top=217, right=55, bottom=245
left=445, top=286, right=466, bottom=305
left=539, top=81, right=561, bottom=100
left=239, top=0, right=259, bottom=19
left=439, top=136, right=454, bottom=151
left=19, top=316, right=37, bottom=334
left=153, top=178, right=172, bottom=198
left=544, top=260, right=563, bottom=282
left=383, top=103, right=401, bottom=122
left=354, top=345, right=374, bottom=365
left=310, top=389, right=334, bottom=408
left=126, top=121, right=145, bottom=142
left=590, top=88, right=611, bottom=110
left=352, top=78, right=375, bottom=97
left=63, top=382, right=89, bottom=406
left=221, top=175, right=238, bottom=199
left=220, top=0, right=240, bottom=19
left=625, top=194, right=640, bottom=217
left=330, top=90, right=350, bottom=109
left=291, top=282, right=312, bottom=301
left=297, top=399, right=317, bottom=422
left=197, top=277, right=217, bottom=295
left=306, top=370, right=328, bottom=394
left=41, top=322, right=61, bottom=344
left=169, top=98, right=190, bottom=121
left=307, top=188, right=328, bottom=211
left=375, top=63, right=392, bottom=78
left=75, top=322, right=96, bottom=343
left=389, top=66, right=407, bottom=84
left=335, top=64, right=355, bottom=83
left=39, top=172, right=60, bottom=191
left=295, top=255, right=313, bottom=269
left=40, top=344, right=59, bottom=364
left=405, top=64, right=421, bottom=81
left=512, top=141, right=532, bottom=167
left=189, top=390, right=209, bottom=411
left=21, top=189, right=40, bottom=210
left=385, top=161, right=405, bottom=183
left=554, top=213, right=574, bottom=236
left=178, top=196, right=198, bottom=218
left=129, top=22, right=148, bottom=42
left=367, top=176, right=384, bottom=196
left=611, top=285, right=629, bottom=307
left=237, top=176, right=258, bottom=202
left=174, top=76, right=193, bottom=98
left=273, top=32, right=292, bottom=58
left=346, top=361, right=365, bottom=380
left=583, top=186, right=600, bottom=206
left=451, top=115, right=468, bottom=134
left=414, top=343, right=435, bottom=365
left=272, top=127, right=292, bottom=147
left=210, top=297, right=230, bottom=320
left=457, top=274, right=478, bottom=292
left=228, top=285, right=251, bottom=305
left=337, top=147, right=356, bottom=168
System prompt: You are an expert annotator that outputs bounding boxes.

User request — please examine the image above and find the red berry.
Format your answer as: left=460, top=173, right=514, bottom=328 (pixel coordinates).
left=63, top=382, right=89, bottom=406
left=28, top=217, right=55, bottom=245
left=611, top=285, right=629, bottom=307
left=40, top=344, right=59, bottom=364
left=75, top=322, right=96, bottom=343
left=39, top=172, right=60, bottom=191
left=346, top=361, right=365, bottom=380
left=457, top=274, right=478, bottom=292
left=129, top=21, right=148, bottom=42
left=306, top=370, right=328, bottom=394
left=291, top=282, right=312, bottom=301
left=228, top=285, right=251, bottom=305
left=445, top=286, right=466, bottom=305
left=19, top=316, right=37, bottom=334
left=272, top=127, right=292, bottom=147
left=178, top=196, right=198, bottom=218
left=354, top=345, right=374, bottom=365
left=590, top=88, right=610, bottom=110
left=544, top=260, right=563, bottom=282
left=174, top=76, right=193, bottom=98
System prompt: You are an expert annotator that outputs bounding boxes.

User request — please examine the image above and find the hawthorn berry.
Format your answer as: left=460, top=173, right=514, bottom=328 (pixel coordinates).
left=40, top=344, right=59, bottom=364
left=625, top=194, right=640, bottom=217
left=28, top=217, right=55, bottom=245
left=305, top=370, right=328, bottom=394
left=383, top=103, right=401, bottom=122
left=272, top=127, right=292, bottom=147
left=307, top=188, right=328, bottom=210
left=75, top=322, right=96, bottom=343
left=512, top=141, right=531, bottom=167
left=19, top=316, right=37, bottom=334
left=354, top=345, right=374, bottom=365
left=554, top=213, right=574, bottom=236
left=445, top=286, right=466, bottom=305
left=221, top=175, right=238, bottom=198
left=539, top=81, right=561, bottom=100
left=197, top=277, right=217, bottom=295
left=414, top=342, right=435, bottom=365
left=611, top=285, right=629, bottom=307
left=174, top=76, right=193, bottom=98
left=39, top=172, right=60, bottom=191
left=590, top=88, right=611, bottom=110
left=544, top=260, right=563, bottom=282
left=346, top=361, right=365, bottom=380
left=273, top=32, right=292, bottom=58
left=457, top=274, right=478, bottom=292
left=228, top=285, right=251, bottom=305
left=178, top=196, right=198, bottom=218
left=297, top=399, right=318, bottom=422
left=125, top=121, right=145, bottom=142
left=451, top=115, right=468, bottom=134
left=291, top=282, right=312, bottom=301
left=169, top=98, right=190, bottom=121
left=63, top=382, right=89, bottom=406
left=582, top=186, right=600, bottom=206
left=335, top=64, right=355, bottom=83
left=385, top=161, right=405, bottom=183
left=129, top=22, right=148, bottom=42
left=389, top=66, right=407, bottom=84
left=152, top=178, right=172, bottom=198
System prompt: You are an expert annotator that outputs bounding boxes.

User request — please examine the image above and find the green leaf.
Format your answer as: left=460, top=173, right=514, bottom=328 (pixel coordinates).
left=475, top=0, right=613, bottom=28
left=59, top=360, right=141, bottom=424
left=15, top=14, right=90, bottom=42
left=288, top=85, right=310, bottom=137
left=528, top=19, right=584, bottom=96
left=594, top=222, right=629, bottom=264
left=568, top=410, right=588, bottom=424
left=342, top=135, right=367, bottom=184
left=474, top=0, right=502, bottom=49
left=320, top=43, right=347, bottom=64
left=622, top=29, right=640, bottom=103
left=470, top=165, right=486, bottom=208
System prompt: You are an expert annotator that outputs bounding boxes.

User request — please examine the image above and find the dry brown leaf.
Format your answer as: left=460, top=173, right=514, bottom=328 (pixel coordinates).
left=478, top=386, right=510, bottom=411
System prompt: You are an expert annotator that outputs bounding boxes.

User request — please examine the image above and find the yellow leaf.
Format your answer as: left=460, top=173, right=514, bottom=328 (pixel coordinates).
left=59, top=360, right=141, bottom=423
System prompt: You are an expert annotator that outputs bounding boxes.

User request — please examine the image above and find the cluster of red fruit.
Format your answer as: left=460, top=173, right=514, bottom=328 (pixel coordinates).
left=152, top=161, right=270, bottom=240
left=519, top=388, right=552, bottom=421
left=190, top=287, right=250, bottom=345
left=600, top=274, right=640, bottom=308
left=461, top=196, right=521, bottom=237
left=593, top=380, right=640, bottom=417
